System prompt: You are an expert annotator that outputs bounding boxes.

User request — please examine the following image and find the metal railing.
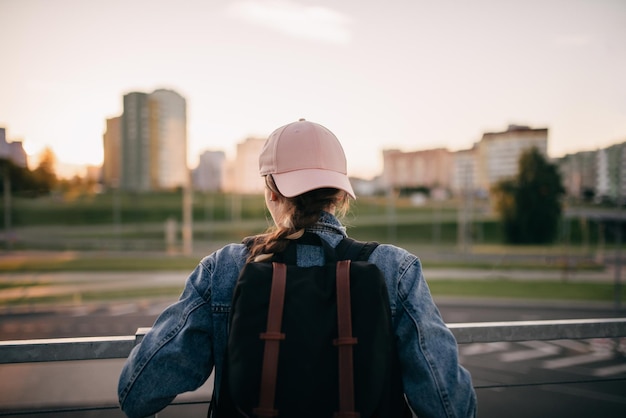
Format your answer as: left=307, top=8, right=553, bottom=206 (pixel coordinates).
left=1, top=318, right=625, bottom=416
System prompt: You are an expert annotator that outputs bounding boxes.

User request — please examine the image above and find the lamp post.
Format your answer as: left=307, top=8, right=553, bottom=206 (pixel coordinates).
left=3, top=164, right=11, bottom=250
left=182, top=169, right=193, bottom=256
left=614, top=146, right=624, bottom=311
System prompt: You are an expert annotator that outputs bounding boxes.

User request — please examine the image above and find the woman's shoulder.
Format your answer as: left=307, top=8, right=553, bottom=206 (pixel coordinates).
left=195, top=243, right=249, bottom=302
left=368, top=241, right=417, bottom=259
left=199, top=242, right=249, bottom=272
left=367, top=242, right=422, bottom=277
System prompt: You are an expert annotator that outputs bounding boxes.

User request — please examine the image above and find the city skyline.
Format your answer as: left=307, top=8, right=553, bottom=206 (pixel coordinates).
left=1, top=0, right=625, bottom=179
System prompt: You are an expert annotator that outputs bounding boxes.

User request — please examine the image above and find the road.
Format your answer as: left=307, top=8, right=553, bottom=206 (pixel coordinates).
left=0, top=271, right=625, bottom=417
left=438, top=298, right=626, bottom=417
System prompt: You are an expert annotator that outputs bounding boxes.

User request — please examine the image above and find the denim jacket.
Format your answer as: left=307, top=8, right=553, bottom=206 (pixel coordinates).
left=118, top=212, right=476, bottom=418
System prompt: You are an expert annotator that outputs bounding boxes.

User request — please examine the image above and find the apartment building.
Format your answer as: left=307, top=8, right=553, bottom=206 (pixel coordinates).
left=102, top=116, right=121, bottom=188
left=596, top=142, right=626, bottom=203
left=117, top=89, right=188, bottom=192
left=558, top=150, right=597, bottom=200
left=451, top=146, right=479, bottom=195
left=223, top=137, right=266, bottom=194
left=382, top=125, right=547, bottom=198
left=382, top=148, right=452, bottom=191
left=475, top=125, right=548, bottom=193
left=120, top=92, right=150, bottom=191
left=149, top=89, right=188, bottom=189
left=193, top=150, right=226, bottom=192
left=0, top=127, right=28, bottom=167
left=557, top=141, right=625, bottom=203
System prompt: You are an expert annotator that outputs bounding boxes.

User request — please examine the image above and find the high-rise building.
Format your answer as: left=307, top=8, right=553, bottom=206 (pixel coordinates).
left=121, top=92, right=150, bottom=191
left=102, top=116, right=121, bottom=188
left=118, top=89, right=187, bottom=192
left=149, top=89, right=188, bottom=189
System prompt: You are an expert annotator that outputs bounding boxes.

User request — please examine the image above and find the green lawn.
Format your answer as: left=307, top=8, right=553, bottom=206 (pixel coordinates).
left=2, top=280, right=622, bottom=306
left=2, top=265, right=623, bottom=307
left=0, top=191, right=622, bottom=306
left=427, top=279, right=625, bottom=302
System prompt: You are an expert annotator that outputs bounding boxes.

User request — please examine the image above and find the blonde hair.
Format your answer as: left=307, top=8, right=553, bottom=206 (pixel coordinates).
left=247, top=175, right=350, bottom=262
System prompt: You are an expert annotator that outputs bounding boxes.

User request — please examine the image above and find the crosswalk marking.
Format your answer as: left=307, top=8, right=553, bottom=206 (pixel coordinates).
left=593, top=362, right=626, bottom=377
left=460, top=339, right=626, bottom=377
left=543, top=351, right=614, bottom=369
left=549, top=339, right=590, bottom=353
left=460, top=342, right=511, bottom=356
left=500, top=341, right=561, bottom=362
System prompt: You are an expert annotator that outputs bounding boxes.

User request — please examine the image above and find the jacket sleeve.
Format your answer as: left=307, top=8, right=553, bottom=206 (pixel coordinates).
left=395, top=255, right=477, bottom=418
left=118, top=263, right=214, bottom=418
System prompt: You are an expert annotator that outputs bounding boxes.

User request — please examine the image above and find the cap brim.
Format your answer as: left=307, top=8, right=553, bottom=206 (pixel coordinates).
left=272, top=168, right=356, bottom=199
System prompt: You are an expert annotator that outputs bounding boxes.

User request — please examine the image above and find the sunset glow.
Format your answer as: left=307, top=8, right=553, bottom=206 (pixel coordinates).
left=1, top=0, right=625, bottom=179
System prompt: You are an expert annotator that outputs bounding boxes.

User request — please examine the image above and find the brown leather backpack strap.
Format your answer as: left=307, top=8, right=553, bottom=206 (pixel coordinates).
left=333, top=260, right=360, bottom=418
left=253, top=262, right=287, bottom=418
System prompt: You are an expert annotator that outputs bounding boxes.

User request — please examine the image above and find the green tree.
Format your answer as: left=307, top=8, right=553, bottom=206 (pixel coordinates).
left=0, top=158, right=45, bottom=194
left=0, top=147, right=59, bottom=196
left=491, top=147, right=565, bottom=244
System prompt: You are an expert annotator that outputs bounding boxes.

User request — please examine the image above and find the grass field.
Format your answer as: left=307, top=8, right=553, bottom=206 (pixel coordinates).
left=0, top=250, right=623, bottom=306
left=1, top=277, right=623, bottom=306
left=1, top=190, right=619, bottom=254
left=0, top=191, right=623, bottom=305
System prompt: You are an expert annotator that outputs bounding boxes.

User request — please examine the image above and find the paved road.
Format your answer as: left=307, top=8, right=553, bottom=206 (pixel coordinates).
left=3, top=337, right=622, bottom=417
left=1, top=296, right=625, bottom=418
left=1, top=265, right=625, bottom=418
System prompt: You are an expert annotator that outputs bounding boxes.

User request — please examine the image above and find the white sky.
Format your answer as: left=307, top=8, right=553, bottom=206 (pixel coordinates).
left=1, top=0, right=625, bottom=179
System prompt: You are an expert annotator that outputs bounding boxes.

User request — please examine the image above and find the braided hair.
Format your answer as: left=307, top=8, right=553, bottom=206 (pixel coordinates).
left=247, top=175, right=350, bottom=262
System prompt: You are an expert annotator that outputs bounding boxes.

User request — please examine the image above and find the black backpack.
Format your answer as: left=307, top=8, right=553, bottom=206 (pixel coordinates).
left=211, top=233, right=411, bottom=418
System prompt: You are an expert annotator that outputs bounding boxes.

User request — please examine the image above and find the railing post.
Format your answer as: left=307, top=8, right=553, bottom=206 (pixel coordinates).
left=135, top=327, right=150, bottom=346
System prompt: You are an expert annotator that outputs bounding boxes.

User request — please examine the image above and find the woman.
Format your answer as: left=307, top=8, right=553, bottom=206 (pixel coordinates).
left=118, top=119, right=476, bottom=418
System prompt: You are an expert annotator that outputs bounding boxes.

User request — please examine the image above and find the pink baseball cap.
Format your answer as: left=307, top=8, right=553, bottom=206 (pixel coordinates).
left=259, top=119, right=355, bottom=199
